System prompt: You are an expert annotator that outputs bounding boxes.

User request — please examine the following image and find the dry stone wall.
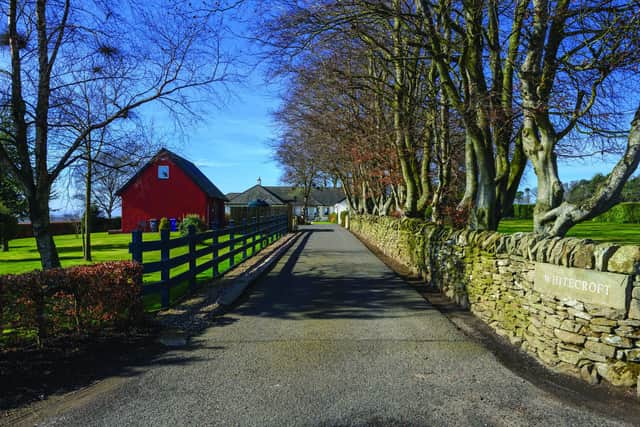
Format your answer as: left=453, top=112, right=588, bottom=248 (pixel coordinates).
left=350, top=215, right=640, bottom=390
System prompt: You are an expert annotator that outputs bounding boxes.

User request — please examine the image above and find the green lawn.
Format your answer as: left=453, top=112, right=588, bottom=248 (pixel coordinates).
left=498, top=219, right=640, bottom=245
left=0, top=231, right=277, bottom=311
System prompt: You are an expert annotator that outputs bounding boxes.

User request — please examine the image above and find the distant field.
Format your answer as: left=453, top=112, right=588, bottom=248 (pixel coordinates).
left=498, top=219, right=640, bottom=245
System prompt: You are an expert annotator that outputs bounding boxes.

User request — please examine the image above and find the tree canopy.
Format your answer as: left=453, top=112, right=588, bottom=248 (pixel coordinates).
left=260, top=0, right=640, bottom=235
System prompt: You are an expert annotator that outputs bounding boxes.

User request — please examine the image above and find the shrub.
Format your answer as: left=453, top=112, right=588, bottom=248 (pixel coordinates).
left=443, top=205, right=469, bottom=229
left=328, top=213, right=338, bottom=224
left=158, top=217, right=171, bottom=231
left=0, top=262, right=144, bottom=348
left=179, top=214, right=206, bottom=235
left=81, top=204, right=103, bottom=232
left=513, top=204, right=534, bottom=219
left=592, top=202, right=640, bottom=224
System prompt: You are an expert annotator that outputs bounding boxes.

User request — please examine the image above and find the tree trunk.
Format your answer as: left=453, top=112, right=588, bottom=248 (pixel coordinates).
left=531, top=156, right=564, bottom=233
left=84, top=147, right=93, bottom=261
left=500, top=133, right=527, bottom=218
left=391, top=0, right=420, bottom=218
left=458, top=133, right=477, bottom=211
left=417, top=127, right=433, bottom=216
left=30, top=193, right=60, bottom=270
left=536, top=106, right=640, bottom=236
left=522, top=121, right=564, bottom=233
left=469, top=131, right=497, bottom=230
left=1, top=222, right=8, bottom=251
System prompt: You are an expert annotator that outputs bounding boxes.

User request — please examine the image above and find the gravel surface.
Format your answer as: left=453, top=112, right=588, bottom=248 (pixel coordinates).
left=39, top=225, right=633, bottom=426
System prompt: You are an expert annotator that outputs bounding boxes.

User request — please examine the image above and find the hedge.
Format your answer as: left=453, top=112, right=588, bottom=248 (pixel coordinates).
left=513, top=204, right=534, bottom=219
left=510, top=202, right=640, bottom=223
left=592, top=202, right=640, bottom=224
left=179, top=214, right=206, bottom=235
left=0, top=261, right=144, bottom=348
left=14, top=218, right=122, bottom=239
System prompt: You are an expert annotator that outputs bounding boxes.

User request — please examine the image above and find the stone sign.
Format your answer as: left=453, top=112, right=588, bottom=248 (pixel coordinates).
left=534, top=263, right=631, bottom=309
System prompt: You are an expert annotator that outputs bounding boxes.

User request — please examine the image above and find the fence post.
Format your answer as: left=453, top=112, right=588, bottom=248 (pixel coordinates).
left=252, top=216, right=258, bottom=253
left=212, top=226, right=219, bottom=278
left=242, top=218, right=247, bottom=260
left=130, top=231, right=143, bottom=264
left=188, top=225, right=197, bottom=290
left=160, top=228, right=170, bottom=309
left=229, top=221, right=235, bottom=268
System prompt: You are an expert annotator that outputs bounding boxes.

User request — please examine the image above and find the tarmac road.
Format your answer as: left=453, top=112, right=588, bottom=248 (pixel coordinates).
left=41, top=224, right=633, bottom=426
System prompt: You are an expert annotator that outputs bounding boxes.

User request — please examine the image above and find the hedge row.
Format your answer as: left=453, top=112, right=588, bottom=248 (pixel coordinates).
left=513, top=204, right=534, bottom=219
left=511, top=202, right=640, bottom=223
left=592, top=202, right=640, bottom=224
left=14, top=218, right=122, bottom=239
left=0, top=262, right=144, bottom=348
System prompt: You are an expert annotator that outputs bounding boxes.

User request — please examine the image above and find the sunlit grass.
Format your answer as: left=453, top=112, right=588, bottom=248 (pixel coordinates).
left=498, top=219, right=640, bottom=245
left=0, top=231, right=281, bottom=311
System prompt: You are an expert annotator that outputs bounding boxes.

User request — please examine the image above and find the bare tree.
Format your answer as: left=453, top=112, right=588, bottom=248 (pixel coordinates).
left=519, top=0, right=640, bottom=234
left=417, top=0, right=528, bottom=230
left=261, top=0, right=466, bottom=220
left=0, top=0, right=238, bottom=269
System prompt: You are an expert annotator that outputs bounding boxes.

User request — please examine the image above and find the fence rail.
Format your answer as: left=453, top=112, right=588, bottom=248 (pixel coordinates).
left=129, top=214, right=289, bottom=308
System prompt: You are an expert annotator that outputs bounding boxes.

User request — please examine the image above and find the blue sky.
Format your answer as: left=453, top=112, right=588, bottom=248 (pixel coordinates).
left=172, top=81, right=284, bottom=194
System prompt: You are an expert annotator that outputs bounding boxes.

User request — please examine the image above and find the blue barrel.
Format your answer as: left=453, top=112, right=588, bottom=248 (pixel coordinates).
left=169, top=218, right=177, bottom=231
left=149, top=218, right=158, bottom=232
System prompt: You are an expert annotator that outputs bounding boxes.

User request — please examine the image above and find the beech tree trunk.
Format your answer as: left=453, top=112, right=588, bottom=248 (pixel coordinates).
left=469, top=131, right=497, bottom=230
left=536, top=106, right=640, bottom=236
left=501, top=134, right=526, bottom=218
left=458, top=134, right=477, bottom=212
left=521, top=120, right=565, bottom=234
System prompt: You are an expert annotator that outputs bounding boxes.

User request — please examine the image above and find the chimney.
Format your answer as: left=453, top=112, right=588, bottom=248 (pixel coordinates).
left=257, top=177, right=262, bottom=186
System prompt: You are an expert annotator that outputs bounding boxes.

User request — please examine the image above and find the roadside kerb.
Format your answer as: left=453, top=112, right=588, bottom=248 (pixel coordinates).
left=213, top=231, right=302, bottom=311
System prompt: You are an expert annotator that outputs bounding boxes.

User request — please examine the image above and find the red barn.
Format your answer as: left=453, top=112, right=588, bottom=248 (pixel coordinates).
left=116, top=148, right=228, bottom=232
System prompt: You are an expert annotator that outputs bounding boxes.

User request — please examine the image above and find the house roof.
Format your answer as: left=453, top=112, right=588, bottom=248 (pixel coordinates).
left=116, top=148, right=228, bottom=200
left=310, top=187, right=347, bottom=205
left=227, top=185, right=345, bottom=206
left=226, top=185, right=288, bottom=206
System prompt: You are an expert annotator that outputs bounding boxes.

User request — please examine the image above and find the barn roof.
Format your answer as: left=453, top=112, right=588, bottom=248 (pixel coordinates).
left=116, top=148, right=228, bottom=201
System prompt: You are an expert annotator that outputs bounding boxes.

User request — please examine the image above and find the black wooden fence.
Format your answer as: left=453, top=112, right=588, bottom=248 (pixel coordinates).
left=129, top=214, right=289, bottom=308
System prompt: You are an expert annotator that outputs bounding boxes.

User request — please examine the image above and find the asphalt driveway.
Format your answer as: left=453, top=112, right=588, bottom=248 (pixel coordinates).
left=39, top=224, right=633, bottom=426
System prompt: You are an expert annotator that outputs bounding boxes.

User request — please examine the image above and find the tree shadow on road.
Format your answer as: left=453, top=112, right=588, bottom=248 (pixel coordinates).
left=229, top=228, right=437, bottom=321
